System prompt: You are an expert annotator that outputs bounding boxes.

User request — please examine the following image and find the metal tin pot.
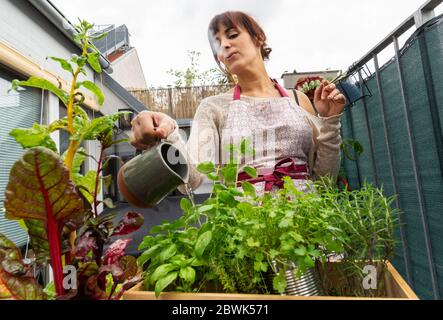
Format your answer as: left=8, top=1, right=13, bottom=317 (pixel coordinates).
left=272, top=260, right=322, bottom=296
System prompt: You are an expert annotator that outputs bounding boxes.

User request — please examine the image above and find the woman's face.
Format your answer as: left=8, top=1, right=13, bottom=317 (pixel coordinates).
left=212, top=23, right=263, bottom=75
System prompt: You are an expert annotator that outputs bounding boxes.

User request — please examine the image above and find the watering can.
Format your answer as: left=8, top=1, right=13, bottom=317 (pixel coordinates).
left=118, top=141, right=189, bottom=208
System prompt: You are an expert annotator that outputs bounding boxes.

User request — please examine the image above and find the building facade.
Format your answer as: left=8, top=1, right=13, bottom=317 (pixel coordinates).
left=0, top=0, right=146, bottom=246
left=281, top=69, right=341, bottom=89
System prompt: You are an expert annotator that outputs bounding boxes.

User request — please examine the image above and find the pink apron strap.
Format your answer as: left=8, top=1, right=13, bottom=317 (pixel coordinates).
left=233, top=84, right=241, bottom=100
left=271, top=78, right=289, bottom=97
left=233, top=78, right=289, bottom=100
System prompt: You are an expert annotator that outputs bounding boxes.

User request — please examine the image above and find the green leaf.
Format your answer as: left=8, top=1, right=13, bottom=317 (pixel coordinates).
left=137, top=244, right=161, bottom=266
left=273, top=272, right=287, bottom=294
left=278, top=219, right=290, bottom=228
left=253, top=261, right=268, bottom=272
left=240, top=137, right=255, bottom=157
left=149, top=264, right=177, bottom=284
left=158, top=244, right=177, bottom=262
left=87, top=51, right=102, bottom=73
left=294, top=246, right=307, bottom=256
left=180, top=198, right=192, bottom=213
left=241, top=181, right=256, bottom=197
left=90, top=31, right=108, bottom=41
left=88, top=43, right=101, bottom=54
left=325, top=239, right=342, bottom=252
left=9, top=124, right=58, bottom=152
left=73, top=104, right=90, bottom=127
left=221, top=165, right=237, bottom=184
left=78, top=80, right=104, bottom=106
left=246, top=238, right=260, bottom=247
left=43, top=281, right=56, bottom=300
left=179, top=267, right=196, bottom=284
left=196, top=162, right=215, bottom=174
left=9, top=77, right=69, bottom=106
left=228, top=188, right=243, bottom=196
left=74, top=170, right=97, bottom=204
left=70, top=54, right=87, bottom=68
left=288, top=231, right=304, bottom=242
left=48, top=118, right=68, bottom=133
left=101, top=155, right=124, bottom=171
left=269, top=249, right=280, bottom=259
left=309, top=249, right=321, bottom=259
left=213, top=184, right=228, bottom=193
left=237, top=202, right=253, bottom=212
left=195, top=231, right=212, bottom=257
left=170, top=255, right=187, bottom=268
left=189, top=258, right=204, bottom=267
left=154, top=271, right=178, bottom=297
left=71, top=147, right=87, bottom=177
left=304, top=255, right=315, bottom=268
left=218, top=191, right=237, bottom=207
left=109, top=138, right=129, bottom=146
left=341, top=139, right=364, bottom=161
left=101, top=174, right=112, bottom=188
left=83, top=112, right=130, bottom=141
left=102, top=198, right=115, bottom=209
left=149, top=225, right=163, bottom=234
left=49, top=57, right=74, bottom=75
left=137, top=236, right=154, bottom=251
left=206, top=173, right=219, bottom=181
left=222, top=143, right=238, bottom=161
left=243, top=166, right=257, bottom=178
left=198, top=205, right=214, bottom=213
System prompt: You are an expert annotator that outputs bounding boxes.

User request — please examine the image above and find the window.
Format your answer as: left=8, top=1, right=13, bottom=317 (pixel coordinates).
left=0, top=67, right=42, bottom=246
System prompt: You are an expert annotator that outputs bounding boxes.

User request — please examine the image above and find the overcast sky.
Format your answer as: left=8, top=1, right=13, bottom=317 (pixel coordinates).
left=51, top=0, right=437, bottom=87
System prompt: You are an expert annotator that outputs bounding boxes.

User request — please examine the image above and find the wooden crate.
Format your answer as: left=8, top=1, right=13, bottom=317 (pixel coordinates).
left=123, top=261, right=418, bottom=300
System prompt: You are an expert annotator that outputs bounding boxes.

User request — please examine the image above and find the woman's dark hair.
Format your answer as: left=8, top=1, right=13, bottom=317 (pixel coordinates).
left=208, top=11, right=272, bottom=76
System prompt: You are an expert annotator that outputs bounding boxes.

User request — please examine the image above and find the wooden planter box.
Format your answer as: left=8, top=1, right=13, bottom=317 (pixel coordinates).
left=123, top=261, right=418, bottom=300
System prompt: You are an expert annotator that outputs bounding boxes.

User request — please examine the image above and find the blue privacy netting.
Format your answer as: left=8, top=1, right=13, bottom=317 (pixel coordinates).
left=340, top=14, right=443, bottom=299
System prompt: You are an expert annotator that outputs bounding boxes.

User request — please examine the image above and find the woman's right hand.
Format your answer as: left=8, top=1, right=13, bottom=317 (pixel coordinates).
left=129, top=111, right=177, bottom=150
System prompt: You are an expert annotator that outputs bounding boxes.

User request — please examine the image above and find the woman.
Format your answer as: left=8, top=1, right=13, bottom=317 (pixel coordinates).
left=126, top=11, right=346, bottom=198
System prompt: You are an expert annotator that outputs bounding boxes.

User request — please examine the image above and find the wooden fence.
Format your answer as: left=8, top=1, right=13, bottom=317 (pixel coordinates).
left=129, top=85, right=232, bottom=119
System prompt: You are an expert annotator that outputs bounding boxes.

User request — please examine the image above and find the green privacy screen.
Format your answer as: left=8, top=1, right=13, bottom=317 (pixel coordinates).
left=341, top=15, right=443, bottom=300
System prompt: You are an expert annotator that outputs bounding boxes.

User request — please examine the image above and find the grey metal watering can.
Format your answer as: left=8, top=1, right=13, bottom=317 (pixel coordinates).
left=118, top=141, right=189, bottom=208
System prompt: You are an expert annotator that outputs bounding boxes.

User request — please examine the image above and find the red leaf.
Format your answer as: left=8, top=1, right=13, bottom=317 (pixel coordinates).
left=104, top=239, right=132, bottom=265
left=98, top=264, right=124, bottom=279
left=112, top=212, right=144, bottom=236
left=84, top=276, right=108, bottom=300
left=0, top=234, right=46, bottom=300
left=74, top=231, right=98, bottom=261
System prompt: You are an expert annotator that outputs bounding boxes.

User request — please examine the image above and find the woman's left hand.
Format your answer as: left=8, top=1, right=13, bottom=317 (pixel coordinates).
left=313, top=80, right=347, bottom=117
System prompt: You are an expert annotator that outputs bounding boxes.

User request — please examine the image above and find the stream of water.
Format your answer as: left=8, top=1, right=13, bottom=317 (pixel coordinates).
left=183, top=183, right=196, bottom=207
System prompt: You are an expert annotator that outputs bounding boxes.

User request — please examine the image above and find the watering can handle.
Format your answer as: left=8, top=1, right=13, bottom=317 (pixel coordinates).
left=134, top=138, right=168, bottom=156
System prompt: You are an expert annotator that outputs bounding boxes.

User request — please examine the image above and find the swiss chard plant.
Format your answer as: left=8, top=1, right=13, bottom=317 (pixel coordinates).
left=0, top=20, right=143, bottom=300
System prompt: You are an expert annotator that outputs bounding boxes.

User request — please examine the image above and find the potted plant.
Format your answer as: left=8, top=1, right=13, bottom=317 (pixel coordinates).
left=295, top=76, right=325, bottom=103
left=125, top=139, right=417, bottom=300
left=0, top=20, right=144, bottom=300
